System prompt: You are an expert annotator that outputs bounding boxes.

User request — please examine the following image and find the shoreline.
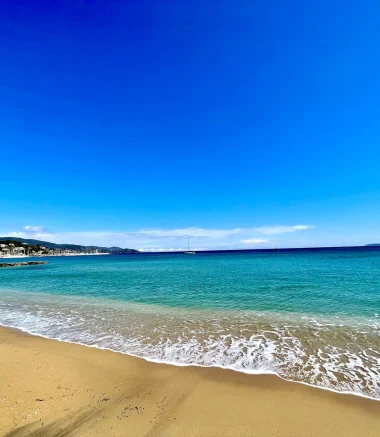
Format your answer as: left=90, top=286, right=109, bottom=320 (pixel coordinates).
left=1, top=325, right=380, bottom=436
left=1, top=321, right=378, bottom=403
left=0, top=253, right=109, bottom=259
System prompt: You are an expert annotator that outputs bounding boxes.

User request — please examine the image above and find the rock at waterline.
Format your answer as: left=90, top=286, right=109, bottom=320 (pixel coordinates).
left=0, top=261, right=47, bottom=268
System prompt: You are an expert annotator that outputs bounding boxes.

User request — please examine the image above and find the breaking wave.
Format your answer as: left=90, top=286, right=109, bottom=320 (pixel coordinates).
left=0, top=290, right=379, bottom=399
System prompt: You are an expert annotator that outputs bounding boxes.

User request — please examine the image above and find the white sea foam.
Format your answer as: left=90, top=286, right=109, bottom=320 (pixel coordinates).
left=0, top=290, right=379, bottom=399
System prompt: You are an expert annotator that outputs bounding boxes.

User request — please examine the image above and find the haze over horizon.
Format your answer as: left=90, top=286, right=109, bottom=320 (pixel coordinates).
left=1, top=224, right=378, bottom=252
left=1, top=1, right=380, bottom=251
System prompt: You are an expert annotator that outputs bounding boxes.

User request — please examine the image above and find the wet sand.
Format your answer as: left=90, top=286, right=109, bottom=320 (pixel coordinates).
left=1, top=326, right=379, bottom=437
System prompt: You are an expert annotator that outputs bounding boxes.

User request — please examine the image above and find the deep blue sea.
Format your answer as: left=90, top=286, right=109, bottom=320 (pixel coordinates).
left=1, top=248, right=379, bottom=398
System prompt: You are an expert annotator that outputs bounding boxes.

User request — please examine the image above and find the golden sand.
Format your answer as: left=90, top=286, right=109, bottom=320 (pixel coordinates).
left=1, top=326, right=379, bottom=437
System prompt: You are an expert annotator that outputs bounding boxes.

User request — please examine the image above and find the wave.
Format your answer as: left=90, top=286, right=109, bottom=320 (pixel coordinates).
left=0, top=291, right=379, bottom=400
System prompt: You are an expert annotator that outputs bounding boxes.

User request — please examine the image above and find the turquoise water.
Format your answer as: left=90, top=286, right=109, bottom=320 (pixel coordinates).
left=0, top=249, right=380, bottom=398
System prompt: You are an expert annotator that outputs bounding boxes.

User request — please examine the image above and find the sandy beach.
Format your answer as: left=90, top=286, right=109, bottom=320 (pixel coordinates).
left=0, top=326, right=379, bottom=437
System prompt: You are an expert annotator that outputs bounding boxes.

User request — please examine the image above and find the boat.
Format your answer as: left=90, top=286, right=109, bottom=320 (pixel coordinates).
left=184, top=238, right=195, bottom=255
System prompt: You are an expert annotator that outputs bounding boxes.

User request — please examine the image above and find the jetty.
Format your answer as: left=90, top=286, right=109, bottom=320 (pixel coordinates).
left=0, top=261, right=47, bottom=268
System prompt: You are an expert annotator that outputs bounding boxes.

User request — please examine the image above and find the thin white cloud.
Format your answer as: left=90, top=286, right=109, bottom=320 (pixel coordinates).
left=255, top=225, right=313, bottom=235
left=23, top=225, right=47, bottom=233
left=124, top=227, right=242, bottom=239
left=5, top=230, right=56, bottom=240
left=141, top=247, right=170, bottom=252
left=2, top=224, right=313, bottom=251
left=7, top=232, right=26, bottom=238
left=240, top=239, right=269, bottom=244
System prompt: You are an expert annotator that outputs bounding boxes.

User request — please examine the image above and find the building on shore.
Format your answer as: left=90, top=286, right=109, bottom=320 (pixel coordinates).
left=0, top=241, right=107, bottom=258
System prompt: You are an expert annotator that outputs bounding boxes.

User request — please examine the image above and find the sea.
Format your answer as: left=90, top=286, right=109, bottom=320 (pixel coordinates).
left=0, top=247, right=379, bottom=399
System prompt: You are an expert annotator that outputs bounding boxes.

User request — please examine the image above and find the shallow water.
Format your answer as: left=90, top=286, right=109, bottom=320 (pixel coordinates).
left=0, top=249, right=379, bottom=398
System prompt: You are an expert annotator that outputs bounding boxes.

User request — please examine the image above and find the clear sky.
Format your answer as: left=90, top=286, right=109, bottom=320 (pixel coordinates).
left=1, top=0, right=380, bottom=251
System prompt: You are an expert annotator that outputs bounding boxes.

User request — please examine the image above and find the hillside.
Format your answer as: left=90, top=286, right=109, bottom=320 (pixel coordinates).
left=0, top=237, right=138, bottom=254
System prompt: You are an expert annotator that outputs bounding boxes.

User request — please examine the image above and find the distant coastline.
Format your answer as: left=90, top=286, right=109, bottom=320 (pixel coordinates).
left=0, top=252, right=110, bottom=259
left=1, top=236, right=379, bottom=258
left=0, top=237, right=138, bottom=258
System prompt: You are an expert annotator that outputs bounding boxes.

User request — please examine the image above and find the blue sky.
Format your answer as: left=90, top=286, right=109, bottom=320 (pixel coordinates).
left=1, top=0, right=380, bottom=250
